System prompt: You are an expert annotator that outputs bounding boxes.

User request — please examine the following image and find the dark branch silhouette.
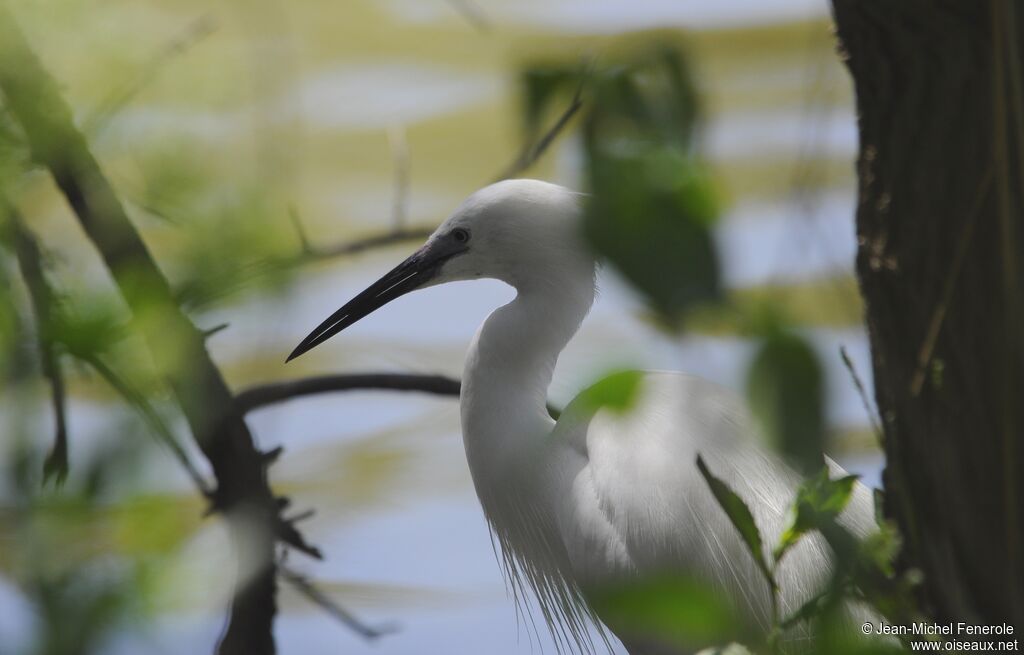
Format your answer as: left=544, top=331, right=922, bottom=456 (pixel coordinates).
left=493, top=77, right=584, bottom=183
left=0, top=7, right=290, bottom=653
left=81, top=353, right=215, bottom=498
left=291, top=78, right=585, bottom=266
left=279, top=564, right=397, bottom=640
left=237, top=373, right=461, bottom=413
left=238, top=372, right=563, bottom=420
left=4, top=204, right=69, bottom=484
left=297, top=225, right=435, bottom=262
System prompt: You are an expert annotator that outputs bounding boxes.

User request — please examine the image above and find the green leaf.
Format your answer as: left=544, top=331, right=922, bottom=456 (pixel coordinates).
left=588, top=575, right=740, bottom=649
left=574, top=42, right=719, bottom=327
left=872, top=487, right=885, bottom=526
left=773, top=468, right=859, bottom=565
left=520, top=64, right=578, bottom=137
left=584, top=147, right=721, bottom=325
left=577, top=369, right=645, bottom=414
left=583, top=43, right=700, bottom=150
left=696, top=455, right=775, bottom=593
left=857, top=522, right=901, bottom=579
left=746, top=330, right=825, bottom=475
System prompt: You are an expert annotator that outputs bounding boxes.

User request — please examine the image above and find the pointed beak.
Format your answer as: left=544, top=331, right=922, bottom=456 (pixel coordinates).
left=286, top=237, right=466, bottom=362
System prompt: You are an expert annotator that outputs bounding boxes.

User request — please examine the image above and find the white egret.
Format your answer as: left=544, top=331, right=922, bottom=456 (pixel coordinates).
left=288, top=179, right=877, bottom=654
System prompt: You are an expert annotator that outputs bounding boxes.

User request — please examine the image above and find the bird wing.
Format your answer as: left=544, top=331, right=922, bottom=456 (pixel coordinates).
left=547, top=371, right=876, bottom=631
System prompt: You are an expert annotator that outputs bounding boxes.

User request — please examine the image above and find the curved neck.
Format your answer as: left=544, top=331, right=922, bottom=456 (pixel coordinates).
left=461, top=275, right=595, bottom=467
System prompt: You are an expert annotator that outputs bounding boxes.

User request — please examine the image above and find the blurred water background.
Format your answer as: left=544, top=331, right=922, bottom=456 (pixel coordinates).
left=0, top=0, right=878, bottom=653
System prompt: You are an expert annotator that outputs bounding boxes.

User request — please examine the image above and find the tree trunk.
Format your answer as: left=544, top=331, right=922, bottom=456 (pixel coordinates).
left=832, top=0, right=1023, bottom=627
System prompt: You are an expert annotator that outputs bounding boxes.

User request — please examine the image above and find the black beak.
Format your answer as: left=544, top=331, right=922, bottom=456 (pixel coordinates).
left=286, top=237, right=465, bottom=362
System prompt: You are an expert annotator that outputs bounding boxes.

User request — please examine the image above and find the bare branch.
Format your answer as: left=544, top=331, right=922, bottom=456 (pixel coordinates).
left=279, top=564, right=397, bottom=640
left=909, top=167, right=993, bottom=396
left=288, top=206, right=313, bottom=256
left=839, top=345, right=882, bottom=440
left=300, top=226, right=434, bottom=262
left=237, top=372, right=562, bottom=419
left=0, top=9, right=285, bottom=653
left=236, top=373, right=461, bottom=413
left=275, top=514, right=323, bottom=559
left=290, top=67, right=586, bottom=268
left=493, top=80, right=584, bottom=183
left=81, top=353, right=214, bottom=498
left=284, top=208, right=434, bottom=267
left=4, top=203, right=68, bottom=485
left=388, top=126, right=410, bottom=230
left=444, top=0, right=491, bottom=32
left=203, top=322, right=230, bottom=339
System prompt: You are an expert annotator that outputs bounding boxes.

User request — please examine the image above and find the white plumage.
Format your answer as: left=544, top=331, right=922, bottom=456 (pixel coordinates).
left=289, top=179, right=877, bottom=654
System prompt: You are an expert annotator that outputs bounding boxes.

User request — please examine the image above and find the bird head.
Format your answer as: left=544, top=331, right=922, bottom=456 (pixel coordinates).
left=287, top=179, right=593, bottom=362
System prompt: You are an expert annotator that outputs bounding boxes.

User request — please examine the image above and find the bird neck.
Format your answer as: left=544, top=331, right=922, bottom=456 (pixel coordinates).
left=461, top=272, right=595, bottom=469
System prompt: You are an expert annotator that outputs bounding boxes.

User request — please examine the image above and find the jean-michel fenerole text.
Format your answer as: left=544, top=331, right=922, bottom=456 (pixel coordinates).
left=872, top=622, right=1016, bottom=637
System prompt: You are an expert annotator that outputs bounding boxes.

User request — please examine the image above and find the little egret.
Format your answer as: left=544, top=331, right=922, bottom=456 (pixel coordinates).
left=288, top=179, right=876, bottom=654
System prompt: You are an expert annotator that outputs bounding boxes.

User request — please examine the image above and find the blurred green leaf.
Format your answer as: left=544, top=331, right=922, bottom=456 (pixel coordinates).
left=746, top=329, right=824, bottom=474
left=589, top=575, right=740, bottom=649
left=857, top=522, right=901, bottom=579
left=521, top=64, right=579, bottom=137
left=111, top=495, right=200, bottom=556
left=49, top=296, right=126, bottom=359
left=585, top=148, right=720, bottom=324
left=577, top=43, right=721, bottom=325
left=583, top=43, right=700, bottom=149
left=131, top=144, right=213, bottom=225
left=812, top=611, right=910, bottom=655
left=0, top=103, right=31, bottom=182
left=577, top=369, right=645, bottom=414
left=0, top=253, right=25, bottom=381
left=696, top=455, right=775, bottom=593
left=773, top=468, right=858, bottom=565
left=872, top=488, right=885, bottom=525
left=685, top=278, right=865, bottom=336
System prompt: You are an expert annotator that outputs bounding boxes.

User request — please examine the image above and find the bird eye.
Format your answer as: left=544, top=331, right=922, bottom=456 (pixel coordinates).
left=452, top=228, right=470, bottom=244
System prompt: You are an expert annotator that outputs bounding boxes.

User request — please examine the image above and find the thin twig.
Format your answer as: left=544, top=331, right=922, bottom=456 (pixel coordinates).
left=274, top=513, right=323, bottom=559
left=82, top=353, right=214, bottom=498
left=444, top=0, right=491, bottom=32
left=839, top=345, right=882, bottom=440
left=83, top=14, right=219, bottom=135
left=991, top=0, right=1022, bottom=600
left=284, top=508, right=315, bottom=524
left=295, top=66, right=586, bottom=266
left=237, top=372, right=562, bottom=419
left=388, top=126, right=410, bottom=230
left=909, top=168, right=993, bottom=396
left=202, top=322, right=230, bottom=339
left=288, top=206, right=313, bottom=255
left=493, top=82, right=585, bottom=183
left=279, top=564, right=397, bottom=640
left=286, top=205, right=430, bottom=264
left=236, top=373, right=461, bottom=413
left=5, top=204, right=68, bottom=484
left=301, top=226, right=435, bottom=261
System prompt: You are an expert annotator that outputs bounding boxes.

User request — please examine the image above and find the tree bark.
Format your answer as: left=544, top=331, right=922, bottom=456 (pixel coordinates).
left=833, top=0, right=1024, bottom=627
